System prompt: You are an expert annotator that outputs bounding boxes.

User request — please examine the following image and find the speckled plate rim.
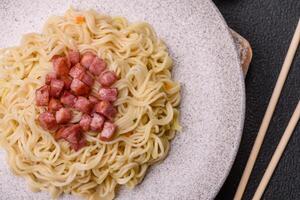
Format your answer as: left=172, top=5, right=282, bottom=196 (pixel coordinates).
left=208, top=0, right=246, bottom=197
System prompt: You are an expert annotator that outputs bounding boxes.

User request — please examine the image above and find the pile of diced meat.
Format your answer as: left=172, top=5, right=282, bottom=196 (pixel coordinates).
left=36, top=50, right=118, bottom=151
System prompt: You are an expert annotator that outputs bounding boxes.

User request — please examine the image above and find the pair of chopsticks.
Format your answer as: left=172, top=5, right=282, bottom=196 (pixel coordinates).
left=234, top=19, right=300, bottom=200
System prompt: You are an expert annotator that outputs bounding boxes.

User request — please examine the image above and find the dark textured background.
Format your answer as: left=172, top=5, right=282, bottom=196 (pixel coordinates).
left=212, top=0, right=300, bottom=200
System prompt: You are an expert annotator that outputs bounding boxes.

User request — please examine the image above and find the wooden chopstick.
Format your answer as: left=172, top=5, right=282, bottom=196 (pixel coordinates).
left=234, top=19, right=300, bottom=200
left=252, top=101, right=300, bottom=200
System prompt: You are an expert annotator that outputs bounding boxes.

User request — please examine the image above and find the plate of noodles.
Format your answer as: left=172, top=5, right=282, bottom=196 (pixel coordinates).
left=0, top=0, right=245, bottom=200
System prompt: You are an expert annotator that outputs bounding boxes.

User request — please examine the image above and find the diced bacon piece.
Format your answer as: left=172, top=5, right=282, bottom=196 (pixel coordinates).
left=52, top=56, right=70, bottom=76
left=98, top=71, right=117, bottom=87
left=100, top=122, right=116, bottom=141
left=69, top=63, right=85, bottom=78
left=71, top=137, right=86, bottom=151
left=50, top=79, right=64, bottom=97
left=89, top=95, right=99, bottom=105
left=60, top=91, right=77, bottom=107
left=70, top=79, right=90, bottom=96
left=80, top=52, right=96, bottom=69
left=55, top=108, right=72, bottom=124
left=55, top=124, right=79, bottom=141
left=60, top=75, right=72, bottom=90
left=51, top=55, right=60, bottom=62
left=48, top=98, right=63, bottom=112
left=90, top=113, right=105, bottom=131
left=79, top=114, right=92, bottom=131
left=38, top=112, right=57, bottom=131
left=55, top=124, right=86, bottom=151
left=98, top=88, right=118, bottom=102
left=79, top=72, right=94, bottom=86
left=89, top=57, right=106, bottom=76
left=45, top=72, right=57, bottom=85
left=65, top=131, right=81, bottom=144
left=55, top=127, right=67, bottom=139
left=36, top=85, right=50, bottom=106
left=74, top=96, right=93, bottom=113
left=68, top=50, right=80, bottom=66
left=94, top=101, right=117, bottom=120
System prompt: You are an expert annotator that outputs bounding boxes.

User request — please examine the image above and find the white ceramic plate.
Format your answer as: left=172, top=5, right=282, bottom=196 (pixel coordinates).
left=0, top=0, right=245, bottom=199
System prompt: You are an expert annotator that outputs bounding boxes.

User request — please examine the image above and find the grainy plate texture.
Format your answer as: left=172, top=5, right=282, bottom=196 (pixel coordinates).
left=0, top=0, right=245, bottom=199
